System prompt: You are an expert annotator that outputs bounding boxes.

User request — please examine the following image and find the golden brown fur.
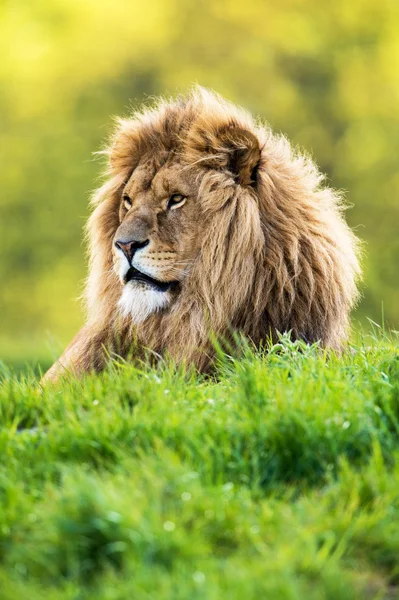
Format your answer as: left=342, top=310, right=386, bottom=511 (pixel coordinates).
left=44, top=87, right=361, bottom=382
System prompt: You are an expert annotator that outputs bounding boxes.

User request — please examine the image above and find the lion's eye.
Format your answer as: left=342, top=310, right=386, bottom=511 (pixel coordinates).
left=123, top=195, right=132, bottom=211
left=167, top=194, right=186, bottom=211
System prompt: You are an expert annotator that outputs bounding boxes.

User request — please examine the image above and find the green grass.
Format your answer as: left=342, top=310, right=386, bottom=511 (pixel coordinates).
left=1, top=333, right=399, bottom=599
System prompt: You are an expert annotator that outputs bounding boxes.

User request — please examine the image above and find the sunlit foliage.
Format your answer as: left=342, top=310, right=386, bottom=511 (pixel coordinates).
left=1, top=0, right=398, bottom=364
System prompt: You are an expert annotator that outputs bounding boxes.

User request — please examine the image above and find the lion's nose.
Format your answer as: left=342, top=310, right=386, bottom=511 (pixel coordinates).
left=114, top=239, right=149, bottom=264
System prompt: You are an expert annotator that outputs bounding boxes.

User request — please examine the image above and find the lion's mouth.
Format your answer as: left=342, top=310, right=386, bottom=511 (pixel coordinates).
left=124, top=266, right=178, bottom=292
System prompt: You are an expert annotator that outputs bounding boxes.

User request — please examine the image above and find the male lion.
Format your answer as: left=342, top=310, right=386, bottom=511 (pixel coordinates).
left=44, top=87, right=361, bottom=382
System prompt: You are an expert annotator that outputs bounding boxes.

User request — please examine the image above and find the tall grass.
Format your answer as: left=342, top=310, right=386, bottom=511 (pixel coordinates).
left=0, top=333, right=398, bottom=599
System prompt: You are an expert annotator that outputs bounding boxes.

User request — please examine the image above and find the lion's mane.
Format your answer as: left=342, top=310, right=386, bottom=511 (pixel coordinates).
left=74, top=87, right=361, bottom=373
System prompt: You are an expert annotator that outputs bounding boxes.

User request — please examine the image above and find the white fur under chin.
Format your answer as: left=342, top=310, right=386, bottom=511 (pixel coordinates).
left=118, top=284, right=170, bottom=323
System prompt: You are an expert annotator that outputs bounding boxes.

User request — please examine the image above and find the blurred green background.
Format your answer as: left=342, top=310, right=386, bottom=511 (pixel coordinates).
left=1, top=0, right=398, bottom=371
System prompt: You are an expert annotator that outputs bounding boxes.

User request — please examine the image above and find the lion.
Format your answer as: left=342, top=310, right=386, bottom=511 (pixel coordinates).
left=44, top=87, right=361, bottom=382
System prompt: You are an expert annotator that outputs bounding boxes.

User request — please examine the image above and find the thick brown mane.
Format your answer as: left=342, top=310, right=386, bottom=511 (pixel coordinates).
left=44, top=87, right=361, bottom=381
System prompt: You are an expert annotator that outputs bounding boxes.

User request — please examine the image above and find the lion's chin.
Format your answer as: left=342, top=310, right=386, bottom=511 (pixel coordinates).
left=118, top=283, right=171, bottom=323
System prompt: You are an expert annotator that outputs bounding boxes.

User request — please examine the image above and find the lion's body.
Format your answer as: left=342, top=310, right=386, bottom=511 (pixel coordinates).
left=44, top=88, right=361, bottom=382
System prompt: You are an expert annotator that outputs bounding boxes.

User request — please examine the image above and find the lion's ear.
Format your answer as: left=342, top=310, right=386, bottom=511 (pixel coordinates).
left=187, top=123, right=261, bottom=187
left=219, top=127, right=261, bottom=187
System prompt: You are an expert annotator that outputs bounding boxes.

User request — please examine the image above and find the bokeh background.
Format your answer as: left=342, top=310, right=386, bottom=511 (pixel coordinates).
left=1, top=0, right=398, bottom=371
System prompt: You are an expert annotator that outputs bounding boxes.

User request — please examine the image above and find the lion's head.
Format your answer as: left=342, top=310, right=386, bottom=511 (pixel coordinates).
left=84, top=87, right=361, bottom=370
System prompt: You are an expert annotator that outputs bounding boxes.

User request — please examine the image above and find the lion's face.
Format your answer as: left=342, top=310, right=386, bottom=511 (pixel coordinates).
left=112, top=157, right=202, bottom=322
